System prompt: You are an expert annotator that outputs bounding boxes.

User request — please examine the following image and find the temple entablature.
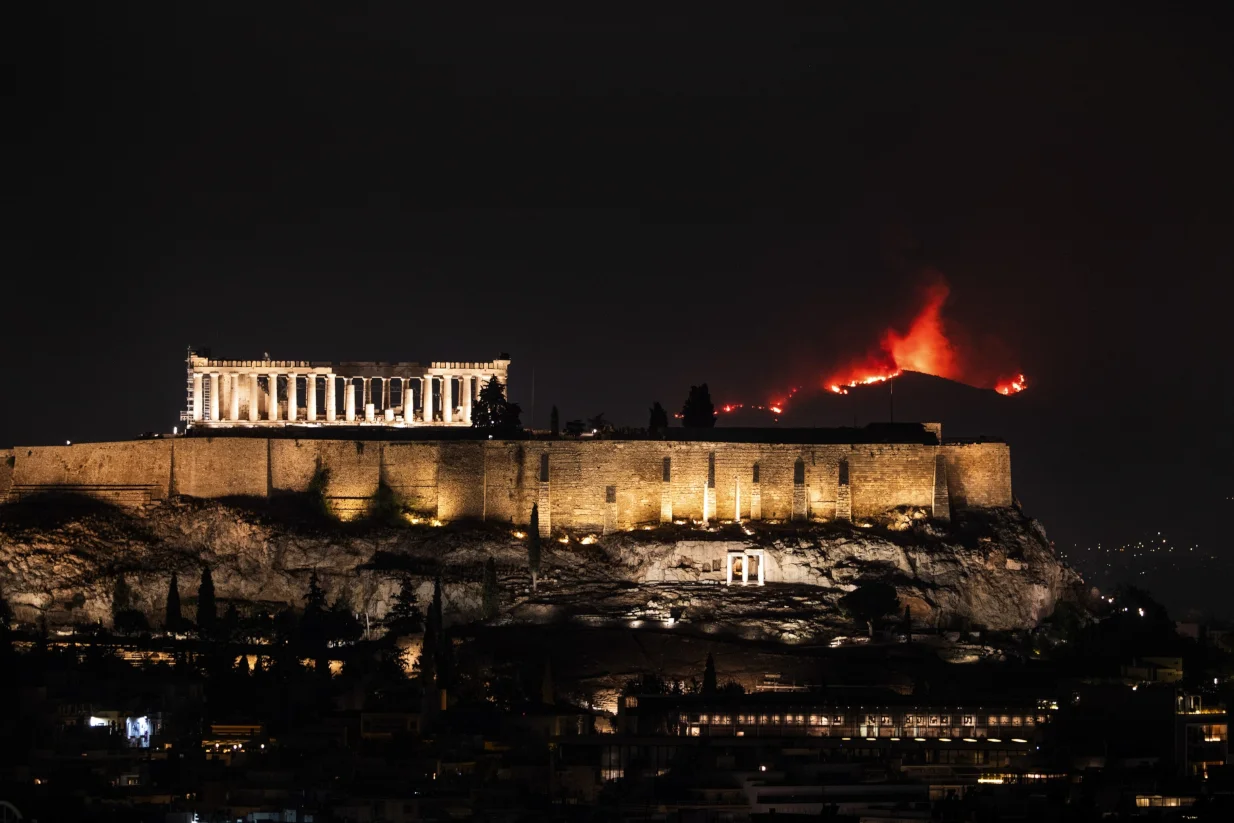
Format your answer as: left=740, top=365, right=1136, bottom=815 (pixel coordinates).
left=184, top=351, right=510, bottom=428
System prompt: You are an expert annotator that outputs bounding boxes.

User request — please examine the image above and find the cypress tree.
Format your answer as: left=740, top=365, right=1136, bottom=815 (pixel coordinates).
left=481, top=557, right=499, bottom=620
left=550, top=405, right=560, bottom=437
left=648, top=401, right=669, bottom=437
left=528, top=504, right=542, bottom=592
left=702, top=652, right=717, bottom=695
left=197, top=566, right=217, bottom=632
left=681, top=384, right=717, bottom=428
left=112, top=573, right=132, bottom=625
left=165, top=572, right=182, bottom=631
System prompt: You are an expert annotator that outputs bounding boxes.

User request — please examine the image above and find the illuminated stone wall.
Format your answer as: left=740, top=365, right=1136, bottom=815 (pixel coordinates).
left=5, top=436, right=1013, bottom=527
left=941, top=442, right=1014, bottom=509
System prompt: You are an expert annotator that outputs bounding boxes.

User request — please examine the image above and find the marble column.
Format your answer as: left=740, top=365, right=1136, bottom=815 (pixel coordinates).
left=192, top=373, right=203, bottom=421
left=268, top=373, right=280, bottom=421
left=325, top=374, right=336, bottom=422
left=208, top=373, right=220, bottom=421
left=461, top=375, right=473, bottom=424
left=249, top=374, right=260, bottom=422
left=345, top=380, right=356, bottom=422
left=362, top=377, right=371, bottom=409
left=422, top=376, right=434, bottom=423
left=287, top=374, right=297, bottom=422
left=742, top=553, right=749, bottom=585
left=229, top=374, right=240, bottom=421
left=305, top=375, right=317, bottom=421
left=402, top=377, right=414, bottom=421
left=442, top=375, right=454, bottom=423
left=382, top=378, right=390, bottom=411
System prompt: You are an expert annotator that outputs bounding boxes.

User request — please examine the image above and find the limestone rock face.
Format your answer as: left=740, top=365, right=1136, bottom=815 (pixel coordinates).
left=0, top=498, right=1081, bottom=635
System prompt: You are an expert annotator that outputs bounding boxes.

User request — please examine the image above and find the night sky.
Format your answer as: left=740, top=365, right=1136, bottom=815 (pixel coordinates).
left=7, top=7, right=1232, bottom=614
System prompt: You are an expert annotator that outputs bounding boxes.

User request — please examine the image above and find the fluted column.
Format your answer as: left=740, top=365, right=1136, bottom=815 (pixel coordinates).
left=287, top=374, right=298, bottom=422
left=382, top=378, right=390, bottom=411
left=229, top=374, right=240, bottom=421
left=461, top=375, right=473, bottom=424
left=325, top=374, right=336, bottom=422
left=345, top=380, right=356, bottom=422
left=268, top=373, right=280, bottom=421
left=442, top=375, right=454, bottom=423
left=248, top=374, right=260, bottom=421
left=208, top=373, right=220, bottom=421
left=362, top=377, right=371, bottom=408
left=422, top=376, right=434, bottom=423
left=305, top=375, right=317, bottom=421
left=192, top=373, right=203, bottom=421
left=402, top=377, right=414, bottom=421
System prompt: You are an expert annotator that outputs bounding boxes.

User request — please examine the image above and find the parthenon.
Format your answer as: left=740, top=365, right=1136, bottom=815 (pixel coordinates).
left=183, top=351, right=511, bottom=428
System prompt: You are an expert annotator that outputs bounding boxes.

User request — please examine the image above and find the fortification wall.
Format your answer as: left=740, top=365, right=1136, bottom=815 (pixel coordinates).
left=10, top=440, right=172, bottom=499
left=4, top=436, right=1014, bottom=527
left=941, top=442, right=1013, bottom=508
left=174, top=438, right=267, bottom=498
left=0, top=450, right=13, bottom=499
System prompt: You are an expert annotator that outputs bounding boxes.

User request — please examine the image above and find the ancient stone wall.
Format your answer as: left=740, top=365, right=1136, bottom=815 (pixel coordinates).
left=0, top=449, right=13, bottom=499
left=5, top=436, right=1014, bottom=527
left=941, top=442, right=1013, bottom=509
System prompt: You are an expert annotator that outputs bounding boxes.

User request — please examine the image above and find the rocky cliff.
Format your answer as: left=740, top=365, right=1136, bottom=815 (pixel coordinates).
left=0, top=496, right=1083, bottom=637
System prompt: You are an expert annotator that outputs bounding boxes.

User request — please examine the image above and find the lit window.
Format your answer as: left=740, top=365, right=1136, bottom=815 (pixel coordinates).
left=881, top=716, right=891, bottom=725
left=1012, top=716, right=1022, bottom=726
left=625, top=697, right=638, bottom=708
left=962, top=715, right=975, bottom=726
left=929, top=716, right=941, bottom=726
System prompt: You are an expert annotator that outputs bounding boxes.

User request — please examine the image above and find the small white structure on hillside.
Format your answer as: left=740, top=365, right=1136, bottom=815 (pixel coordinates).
left=726, top=548, right=765, bottom=586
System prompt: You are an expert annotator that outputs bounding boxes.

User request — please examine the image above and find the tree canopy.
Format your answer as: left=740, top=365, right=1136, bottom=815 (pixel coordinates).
left=165, top=572, right=182, bottom=631
left=472, top=376, right=523, bottom=434
left=648, top=402, right=669, bottom=437
left=197, top=566, right=217, bottom=631
left=681, top=384, right=716, bottom=428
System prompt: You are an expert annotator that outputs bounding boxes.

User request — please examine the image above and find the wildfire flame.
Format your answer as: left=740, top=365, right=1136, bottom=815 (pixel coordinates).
left=825, top=280, right=1026, bottom=396
left=994, top=374, right=1028, bottom=395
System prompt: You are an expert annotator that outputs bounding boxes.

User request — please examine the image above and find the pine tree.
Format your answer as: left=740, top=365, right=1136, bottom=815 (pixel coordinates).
left=702, top=652, right=718, bottom=695
left=528, top=504, right=542, bottom=592
left=197, top=566, right=216, bottom=632
left=481, top=557, right=499, bottom=621
left=681, top=384, right=716, bottom=428
left=112, top=573, right=133, bottom=625
left=305, top=571, right=327, bottom=616
left=472, top=376, right=523, bottom=434
left=165, top=572, right=182, bottom=631
left=648, top=401, right=669, bottom=437
left=387, top=576, right=424, bottom=635
left=550, top=405, right=560, bottom=437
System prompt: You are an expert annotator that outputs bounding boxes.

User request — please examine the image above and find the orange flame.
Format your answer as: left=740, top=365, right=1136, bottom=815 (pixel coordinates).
left=825, top=281, right=1025, bottom=396
left=994, top=374, right=1028, bottom=395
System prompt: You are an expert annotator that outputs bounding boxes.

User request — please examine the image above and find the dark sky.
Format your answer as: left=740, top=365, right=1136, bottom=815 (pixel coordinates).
left=7, top=6, right=1233, bottom=613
